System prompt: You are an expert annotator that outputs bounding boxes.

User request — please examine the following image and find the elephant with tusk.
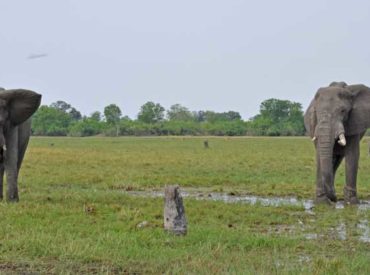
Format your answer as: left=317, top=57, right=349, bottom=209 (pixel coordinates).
left=0, top=87, right=41, bottom=202
left=304, top=82, right=370, bottom=204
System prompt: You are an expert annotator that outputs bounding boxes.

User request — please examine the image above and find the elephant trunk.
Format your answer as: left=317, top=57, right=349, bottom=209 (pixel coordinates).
left=317, top=127, right=336, bottom=201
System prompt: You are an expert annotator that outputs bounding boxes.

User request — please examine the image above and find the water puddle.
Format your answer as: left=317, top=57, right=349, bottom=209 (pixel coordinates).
left=125, top=190, right=370, bottom=243
left=336, top=222, right=347, bottom=241
left=126, top=190, right=370, bottom=212
left=358, top=219, right=370, bottom=243
left=304, top=233, right=319, bottom=240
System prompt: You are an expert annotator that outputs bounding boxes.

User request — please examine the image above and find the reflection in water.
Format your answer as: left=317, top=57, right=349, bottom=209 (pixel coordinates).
left=358, top=220, right=370, bottom=243
left=126, top=190, right=369, bottom=211
left=335, top=222, right=346, bottom=241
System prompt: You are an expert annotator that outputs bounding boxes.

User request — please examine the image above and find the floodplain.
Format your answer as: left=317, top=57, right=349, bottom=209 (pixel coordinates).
left=0, top=137, right=369, bottom=274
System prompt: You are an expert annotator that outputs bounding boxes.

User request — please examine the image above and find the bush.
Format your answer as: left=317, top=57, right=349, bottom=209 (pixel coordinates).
left=68, top=119, right=103, bottom=137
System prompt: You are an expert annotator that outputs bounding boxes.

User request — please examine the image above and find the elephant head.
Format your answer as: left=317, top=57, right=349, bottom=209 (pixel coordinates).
left=304, top=82, right=370, bottom=200
left=0, top=89, right=41, bottom=155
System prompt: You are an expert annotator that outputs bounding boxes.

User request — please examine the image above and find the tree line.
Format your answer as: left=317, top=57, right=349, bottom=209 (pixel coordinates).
left=31, top=99, right=305, bottom=137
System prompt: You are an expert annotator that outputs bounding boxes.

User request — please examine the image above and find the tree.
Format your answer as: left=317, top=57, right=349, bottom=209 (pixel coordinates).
left=104, top=104, right=122, bottom=136
left=202, top=111, right=219, bottom=123
left=50, top=100, right=71, bottom=112
left=68, top=117, right=103, bottom=137
left=260, top=99, right=292, bottom=124
left=51, top=100, right=81, bottom=121
left=193, top=111, right=206, bottom=122
left=90, top=111, right=102, bottom=122
left=196, top=110, right=242, bottom=123
left=32, top=101, right=83, bottom=136
left=69, top=107, right=82, bottom=120
left=32, top=105, right=73, bottom=136
left=104, top=104, right=122, bottom=124
left=223, top=111, right=242, bottom=121
left=249, top=98, right=305, bottom=136
left=137, top=101, right=165, bottom=124
left=167, top=104, right=194, bottom=121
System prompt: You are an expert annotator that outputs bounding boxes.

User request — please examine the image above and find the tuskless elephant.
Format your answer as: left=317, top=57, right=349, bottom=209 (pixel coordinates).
left=0, top=88, right=41, bottom=202
left=304, top=82, right=370, bottom=204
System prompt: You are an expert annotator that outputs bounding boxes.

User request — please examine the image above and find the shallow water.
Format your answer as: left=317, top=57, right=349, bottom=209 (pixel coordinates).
left=358, top=219, right=370, bottom=243
left=126, top=190, right=370, bottom=212
left=126, top=189, right=370, bottom=243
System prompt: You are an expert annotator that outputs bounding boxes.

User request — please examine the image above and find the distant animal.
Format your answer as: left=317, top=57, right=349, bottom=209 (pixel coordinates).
left=84, top=203, right=96, bottom=215
left=0, top=88, right=41, bottom=202
left=204, top=140, right=209, bottom=149
left=304, top=82, right=370, bottom=204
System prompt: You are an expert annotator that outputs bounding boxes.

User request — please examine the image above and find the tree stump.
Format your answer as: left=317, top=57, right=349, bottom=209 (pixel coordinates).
left=164, top=186, right=187, bottom=235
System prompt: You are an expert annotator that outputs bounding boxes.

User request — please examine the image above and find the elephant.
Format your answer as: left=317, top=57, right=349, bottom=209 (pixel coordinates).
left=304, top=82, right=370, bottom=204
left=0, top=88, right=41, bottom=202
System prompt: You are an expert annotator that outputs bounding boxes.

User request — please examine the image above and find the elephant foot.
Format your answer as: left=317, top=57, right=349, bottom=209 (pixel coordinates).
left=345, top=197, right=360, bottom=205
left=344, top=186, right=359, bottom=205
left=315, top=195, right=336, bottom=205
left=326, top=192, right=337, bottom=203
left=6, top=191, right=19, bottom=203
left=316, top=188, right=337, bottom=204
left=323, top=184, right=337, bottom=202
left=6, top=197, right=19, bottom=203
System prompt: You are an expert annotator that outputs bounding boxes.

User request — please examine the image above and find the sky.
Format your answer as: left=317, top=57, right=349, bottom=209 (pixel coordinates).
left=1, top=0, right=370, bottom=120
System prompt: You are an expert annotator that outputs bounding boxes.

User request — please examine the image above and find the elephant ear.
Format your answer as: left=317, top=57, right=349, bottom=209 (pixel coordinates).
left=346, top=84, right=370, bottom=136
left=0, top=89, right=42, bottom=125
left=304, top=99, right=317, bottom=138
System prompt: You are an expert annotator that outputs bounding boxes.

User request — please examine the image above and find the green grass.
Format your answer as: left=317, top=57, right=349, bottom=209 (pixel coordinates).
left=22, top=136, right=370, bottom=199
left=0, top=136, right=369, bottom=274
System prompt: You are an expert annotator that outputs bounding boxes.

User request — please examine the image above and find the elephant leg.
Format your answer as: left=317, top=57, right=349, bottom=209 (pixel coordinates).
left=0, top=163, right=4, bottom=200
left=316, top=150, right=342, bottom=203
left=333, top=154, right=344, bottom=173
left=4, top=128, right=19, bottom=202
left=344, top=135, right=361, bottom=204
left=17, top=135, right=29, bottom=173
left=17, top=119, right=31, bottom=172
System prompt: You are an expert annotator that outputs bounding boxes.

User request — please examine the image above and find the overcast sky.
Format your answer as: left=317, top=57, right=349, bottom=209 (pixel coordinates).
left=1, top=0, right=370, bottom=119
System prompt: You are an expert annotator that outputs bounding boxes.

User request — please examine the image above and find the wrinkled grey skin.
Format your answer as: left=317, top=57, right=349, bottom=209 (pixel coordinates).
left=304, top=82, right=370, bottom=204
left=0, top=88, right=41, bottom=202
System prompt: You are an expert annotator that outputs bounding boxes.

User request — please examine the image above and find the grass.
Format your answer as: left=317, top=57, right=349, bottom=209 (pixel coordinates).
left=22, top=136, right=370, bottom=198
left=0, top=136, right=369, bottom=274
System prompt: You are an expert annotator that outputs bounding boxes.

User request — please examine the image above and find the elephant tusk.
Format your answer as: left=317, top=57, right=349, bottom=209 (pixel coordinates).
left=2, top=145, right=6, bottom=151
left=338, top=134, right=346, bottom=146
left=312, top=136, right=317, bottom=142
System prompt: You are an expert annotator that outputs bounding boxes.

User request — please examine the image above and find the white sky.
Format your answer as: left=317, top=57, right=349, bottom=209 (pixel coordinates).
left=1, top=0, right=370, bottom=119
